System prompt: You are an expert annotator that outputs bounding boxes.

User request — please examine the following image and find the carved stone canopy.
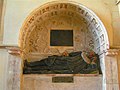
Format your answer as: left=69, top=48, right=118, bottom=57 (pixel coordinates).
left=19, top=1, right=109, bottom=60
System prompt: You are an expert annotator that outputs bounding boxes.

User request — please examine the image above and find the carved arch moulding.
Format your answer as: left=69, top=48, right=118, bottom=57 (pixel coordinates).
left=19, top=1, right=109, bottom=60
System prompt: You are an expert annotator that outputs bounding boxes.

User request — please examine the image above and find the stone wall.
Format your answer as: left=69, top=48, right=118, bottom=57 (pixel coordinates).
left=112, top=1, right=120, bottom=46
left=3, top=0, right=120, bottom=46
left=118, top=51, right=120, bottom=88
left=6, top=54, right=21, bottom=90
left=23, top=74, right=102, bottom=90
left=0, top=49, right=8, bottom=90
left=0, top=0, right=3, bottom=44
left=0, top=47, right=22, bottom=90
left=2, top=0, right=113, bottom=46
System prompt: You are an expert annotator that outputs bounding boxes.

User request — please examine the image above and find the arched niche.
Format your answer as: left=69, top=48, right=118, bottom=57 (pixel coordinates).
left=19, top=1, right=109, bottom=60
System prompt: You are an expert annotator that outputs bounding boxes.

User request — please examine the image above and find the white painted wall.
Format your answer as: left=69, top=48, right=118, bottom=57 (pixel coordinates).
left=3, top=0, right=113, bottom=46
left=3, top=0, right=56, bottom=45
left=0, top=0, right=3, bottom=44
left=0, top=49, right=8, bottom=90
left=119, top=3, right=120, bottom=15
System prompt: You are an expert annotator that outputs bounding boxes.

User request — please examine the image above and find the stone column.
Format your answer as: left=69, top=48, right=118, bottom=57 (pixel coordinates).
left=6, top=47, right=22, bottom=90
left=104, top=49, right=119, bottom=90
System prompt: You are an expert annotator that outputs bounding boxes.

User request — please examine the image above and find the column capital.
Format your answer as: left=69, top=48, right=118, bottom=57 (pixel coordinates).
left=105, top=49, right=119, bottom=56
left=6, top=46, right=21, bottom=55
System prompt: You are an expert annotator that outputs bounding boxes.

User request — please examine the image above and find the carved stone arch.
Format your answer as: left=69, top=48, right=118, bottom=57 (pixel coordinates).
left=19, top=1, right=109, bottom=60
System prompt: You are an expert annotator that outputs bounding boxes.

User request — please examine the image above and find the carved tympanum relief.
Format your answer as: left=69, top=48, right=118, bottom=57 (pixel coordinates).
left=19, top=2, right=109, bottom=60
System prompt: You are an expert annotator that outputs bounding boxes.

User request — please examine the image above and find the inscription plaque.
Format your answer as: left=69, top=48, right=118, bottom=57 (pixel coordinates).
left=50, top=30, right=73, bottom=46
left=52, top=76, right=74, bottom=83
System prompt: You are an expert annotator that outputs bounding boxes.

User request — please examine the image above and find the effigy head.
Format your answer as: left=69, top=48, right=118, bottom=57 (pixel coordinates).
left=89, top=50, right=96, bottom=58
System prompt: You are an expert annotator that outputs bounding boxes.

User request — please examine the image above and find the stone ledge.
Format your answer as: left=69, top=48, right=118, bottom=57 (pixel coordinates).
left=23, top=74, right=102, bottom=77
left=0, top=45, right=18, bottom=48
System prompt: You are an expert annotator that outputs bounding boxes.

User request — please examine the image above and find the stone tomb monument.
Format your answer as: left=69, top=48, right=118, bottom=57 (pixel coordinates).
left=6, top=1, right=119, bottom=90
left=19, top=2, right=107, bottom=90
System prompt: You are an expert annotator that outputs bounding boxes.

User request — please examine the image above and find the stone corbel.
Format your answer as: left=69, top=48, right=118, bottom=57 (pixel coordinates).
left=6, top=47, right=21, bottom=55
left=105, top=49, right=119, bottom=56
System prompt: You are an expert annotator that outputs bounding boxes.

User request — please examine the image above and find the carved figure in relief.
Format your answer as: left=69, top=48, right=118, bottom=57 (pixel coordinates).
left=23, top=50, right=101, bottom=74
